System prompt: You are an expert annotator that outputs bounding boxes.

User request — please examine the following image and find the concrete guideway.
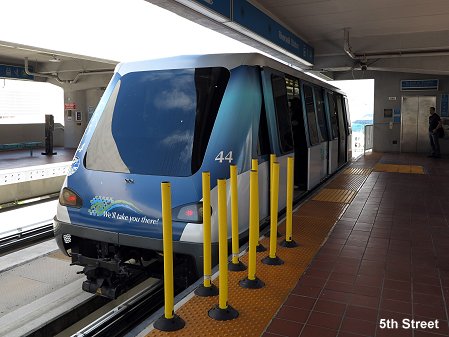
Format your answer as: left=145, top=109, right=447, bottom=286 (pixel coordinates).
left=0, top=243, right=87, bottom=337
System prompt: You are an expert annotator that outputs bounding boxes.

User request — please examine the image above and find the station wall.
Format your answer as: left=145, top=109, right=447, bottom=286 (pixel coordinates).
left=64, top=88, right=104, bottom=148
left=0, top=123, right=64, bottom=146
left=334, top=71, right=449, bottom=154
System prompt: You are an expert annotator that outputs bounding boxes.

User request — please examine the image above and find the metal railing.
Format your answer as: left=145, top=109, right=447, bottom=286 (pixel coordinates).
left=364, top=124, right=374, bottom=154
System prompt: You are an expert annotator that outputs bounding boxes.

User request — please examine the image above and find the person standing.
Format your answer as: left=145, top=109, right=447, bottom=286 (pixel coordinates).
left=428, top=106, right=443, bottom=158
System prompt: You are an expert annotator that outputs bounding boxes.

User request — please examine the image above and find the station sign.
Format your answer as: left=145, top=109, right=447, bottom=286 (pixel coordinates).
left=400, top=79, right=439, bottom=91
left=187, top=0, right=314, bottom=65
left=190, top=0, right=231, bottom=19
left=232, top=0, right=314, bottom=65
left=64, top=103, right=77, bottom=110
left=441, top=94, right=449, bottom=117
left=0, top=64, right=34, bottom=80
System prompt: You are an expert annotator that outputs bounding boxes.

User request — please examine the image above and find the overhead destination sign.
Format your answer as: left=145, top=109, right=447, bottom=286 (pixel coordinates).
left=401, top=79, right=439, bottom=91
left=188, top=0, right=314, bottom=65
left=232, top=0, right=314, bottom=65
left=0, top=64, right=34, bottom=80
left=190, top=0, right=231, bottom=19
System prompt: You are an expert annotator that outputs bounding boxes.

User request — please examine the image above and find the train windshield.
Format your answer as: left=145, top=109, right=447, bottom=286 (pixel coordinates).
left=85, top=67, right=230, bottom=176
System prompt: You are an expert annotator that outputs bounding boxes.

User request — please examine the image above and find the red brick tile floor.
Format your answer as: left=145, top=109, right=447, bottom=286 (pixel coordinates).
left=263, top=153, right=449, bottom=337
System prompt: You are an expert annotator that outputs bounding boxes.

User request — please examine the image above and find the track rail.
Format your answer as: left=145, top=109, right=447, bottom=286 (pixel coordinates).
left=0, top=222, right=54, bottom=256
left=70, top=280, right=164, bottom=337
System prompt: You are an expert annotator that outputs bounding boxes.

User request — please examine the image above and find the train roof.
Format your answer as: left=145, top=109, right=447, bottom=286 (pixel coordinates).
left=116, top=53, right=345, bottom=95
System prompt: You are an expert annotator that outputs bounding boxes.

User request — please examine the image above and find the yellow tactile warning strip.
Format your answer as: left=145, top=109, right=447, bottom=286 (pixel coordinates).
left=147, top=207, right=340, bottom=337
left=342, top=167, right=372, bottom=175
left=146, top=168, right=368, bottom=337
left=373, top=163, right=425, bottom=174
left=326, top=174, right=368, bottom=191
left=312, top=188, right=356, bottom=204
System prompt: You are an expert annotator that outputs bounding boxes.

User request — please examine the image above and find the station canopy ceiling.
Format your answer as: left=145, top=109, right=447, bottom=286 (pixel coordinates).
left=0, top=40, right=117, bottom=89
left=148, top=0, right=449, bottom=78
left=1, top=1, right=448, bottom=86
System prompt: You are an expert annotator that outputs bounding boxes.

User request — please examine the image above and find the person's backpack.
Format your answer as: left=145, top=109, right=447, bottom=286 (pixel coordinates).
left=438, top=127, right=445, bottom=138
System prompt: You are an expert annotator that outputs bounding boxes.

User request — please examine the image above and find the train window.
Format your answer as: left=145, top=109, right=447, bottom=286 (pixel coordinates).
left=314, top=87, right=329, bottom=141
left=303, top=85, right=319, bottom=145
left=344, top=96, right=352, bottom=135
left=335, top=94, right=347, bottom=137
left=86, top=67, right=230, bottom=176
left=271, top=75, right=294, bottom=153
left=327, top=92, right=339, bottom=139
left=257, top=102, right=271, bottom=156
left=285, top=77, right=300, bottom=97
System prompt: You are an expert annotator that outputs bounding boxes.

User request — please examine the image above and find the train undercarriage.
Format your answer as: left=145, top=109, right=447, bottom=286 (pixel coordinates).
left=69, top=236, right=198, bottom=299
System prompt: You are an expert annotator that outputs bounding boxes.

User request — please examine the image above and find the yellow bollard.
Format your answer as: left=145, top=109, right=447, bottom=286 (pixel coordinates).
left=270, top=154, right=276, bottom=185
left=281, top=156, right=298, bottom=248
left=251, top=158, right=266, bottom=252
left=208, top=179, right=239, bottom=321
left=154, top=182, right=185, bottom=331
left=229, top=165, right=247, bottom=272
left=239, top=170, right=265, bottom=289
left=269, top=153, right=280, bottom=239
left=195, top=172, right=218, bottom=297
left=262, top=162, right=284, bottom=265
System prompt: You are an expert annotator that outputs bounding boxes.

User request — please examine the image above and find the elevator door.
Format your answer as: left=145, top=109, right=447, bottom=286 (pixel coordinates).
left=400, top=96, right=436, bottom=153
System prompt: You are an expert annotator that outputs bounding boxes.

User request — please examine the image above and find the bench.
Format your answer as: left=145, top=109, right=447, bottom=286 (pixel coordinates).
left=0, top=142, right=44, bottom=156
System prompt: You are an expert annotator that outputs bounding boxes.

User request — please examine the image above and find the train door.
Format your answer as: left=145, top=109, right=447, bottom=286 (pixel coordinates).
left=285, top=77, right=308, bottom=196
left=335, top=94, right=348, bottom=167
left=344, top=96, right=352, bottom=160
left=301, top=83, right=327, bottom=188
left=260, top=68, right=296, bottom=209
left=325, top=91, right=339, bottom=174
left=314, top=86, right=330, bottom=179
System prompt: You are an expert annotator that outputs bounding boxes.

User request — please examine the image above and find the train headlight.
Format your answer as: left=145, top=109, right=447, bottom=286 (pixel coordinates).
left=173, top=203, right=208, bottom=223
left=59, top=187, right=82, bottom=208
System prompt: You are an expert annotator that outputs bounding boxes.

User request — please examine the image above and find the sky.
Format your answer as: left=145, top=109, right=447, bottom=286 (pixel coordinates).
left=333, top=79, right=374, bottom=121
left=1, top=0, right=256, bottom=62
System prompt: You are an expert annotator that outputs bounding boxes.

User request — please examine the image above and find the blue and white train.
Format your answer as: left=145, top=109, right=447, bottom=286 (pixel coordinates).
left=54, top=53, right=351, bottom=297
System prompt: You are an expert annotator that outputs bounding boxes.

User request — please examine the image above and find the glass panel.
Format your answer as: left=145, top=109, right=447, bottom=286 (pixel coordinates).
left=303, top=85, right=319, bottom=145
left=335, top=94, right=347, bottom=138
left=314, top=87, right=329, bottom=141
left=86, top=67, right=229, bottom=176
left=257, top=103, right=271, bottom=156
left=344, top=96, right=352, bottom=135
left=327, top=92, right=339, bottom=139
left=272, top=75, right=294, bottom=153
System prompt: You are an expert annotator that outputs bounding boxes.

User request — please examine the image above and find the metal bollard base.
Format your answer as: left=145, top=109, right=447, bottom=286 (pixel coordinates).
left=256, top=243, right=267, bottom=252
left=208, top=304, right=239, bottom=321
left=262, top=255, right=284, bottom=265
left=194, top=283, right=219, bottom=297
left=154, top=314, right=185, bottom=331
left=228, top=260, right=247, bottom=272
left=280, top=239, right=298, bottom=248
left=239, top=276, right=265, bottom=289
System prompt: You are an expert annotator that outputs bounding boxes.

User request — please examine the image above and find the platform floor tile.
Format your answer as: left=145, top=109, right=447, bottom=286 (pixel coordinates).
left=264, top=153, right=449, bottom=337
